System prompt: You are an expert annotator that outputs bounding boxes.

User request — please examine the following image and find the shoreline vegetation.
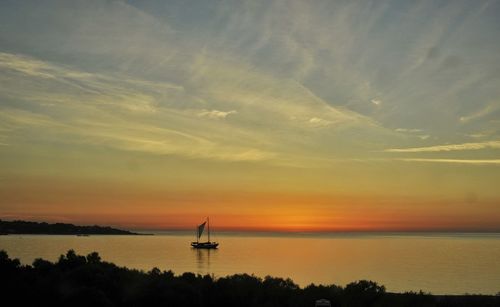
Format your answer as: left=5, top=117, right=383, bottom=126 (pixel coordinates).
left=0, top=220, right=148, bottom=235
left=1, top=250, right=498, bottom=307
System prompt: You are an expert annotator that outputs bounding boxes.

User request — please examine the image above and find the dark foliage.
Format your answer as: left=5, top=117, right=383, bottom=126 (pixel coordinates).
left=0, top=219, right=140, bottom=235
left=0, top=250, right=498, bottom=307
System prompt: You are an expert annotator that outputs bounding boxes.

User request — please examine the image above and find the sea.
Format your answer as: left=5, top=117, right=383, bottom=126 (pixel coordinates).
left=1, top=232, right=499, bottom=295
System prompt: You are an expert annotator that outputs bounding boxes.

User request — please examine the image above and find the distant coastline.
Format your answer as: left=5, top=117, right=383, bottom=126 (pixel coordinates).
left=0, top=219, right=148, bottom=235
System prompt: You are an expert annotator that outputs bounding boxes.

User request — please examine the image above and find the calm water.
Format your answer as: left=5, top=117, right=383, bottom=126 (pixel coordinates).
left=1, top=232, right=499, bottom=295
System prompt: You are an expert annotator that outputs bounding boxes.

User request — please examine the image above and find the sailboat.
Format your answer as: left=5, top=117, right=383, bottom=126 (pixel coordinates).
left=191, top=217, right=219, bottom=249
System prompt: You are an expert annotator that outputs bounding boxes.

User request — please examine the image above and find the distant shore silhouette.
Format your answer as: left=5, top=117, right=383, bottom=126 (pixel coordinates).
left=1, top=250, right=498, bottom=307
left=0, top=220, right=147, bottom=235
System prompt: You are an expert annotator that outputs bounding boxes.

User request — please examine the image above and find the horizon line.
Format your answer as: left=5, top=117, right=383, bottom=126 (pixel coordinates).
left=131, top=228, right=500, bottom=234
left=3, top=218, right=500, bottom=234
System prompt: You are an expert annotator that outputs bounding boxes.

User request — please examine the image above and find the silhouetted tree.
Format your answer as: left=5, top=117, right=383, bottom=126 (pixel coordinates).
left=1, top=250, right=499, bottom=307
left=86, top=251, right=102, bottom=264
left=343, top=280, right=385, bottom=307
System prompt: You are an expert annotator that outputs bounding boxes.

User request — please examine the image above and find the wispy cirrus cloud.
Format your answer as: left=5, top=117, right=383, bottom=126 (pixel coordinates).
left=0, top=1, right=498, bottom=169
left=197, top=109, right=237, bottom=119
left=459, top=103, right=499, bottom=123
left=385, top=141, right=500, bottom=153
left=308, top=117, right=333, bottom=127
left=0, top=52, right=57, bottom=78
left=395, top=128, right=423, bottom=133
left=397, top=158, right=500, bottom=165
left=0, top=50, right=387, bottom=165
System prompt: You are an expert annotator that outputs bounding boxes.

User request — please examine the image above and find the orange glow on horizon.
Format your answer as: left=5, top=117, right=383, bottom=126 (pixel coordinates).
left=4, top=203, right=500, bottom=233
left=2, top=176, right=499, bottom=233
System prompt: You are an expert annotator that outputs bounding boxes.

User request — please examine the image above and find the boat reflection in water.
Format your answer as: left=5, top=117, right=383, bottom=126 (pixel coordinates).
left=195, top=247, right=216, bottom=275
left=191, top=217, right=219, bottom=249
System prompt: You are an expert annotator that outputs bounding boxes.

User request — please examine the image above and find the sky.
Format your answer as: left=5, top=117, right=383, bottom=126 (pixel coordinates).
left=0, top=0, right=499, bottom=232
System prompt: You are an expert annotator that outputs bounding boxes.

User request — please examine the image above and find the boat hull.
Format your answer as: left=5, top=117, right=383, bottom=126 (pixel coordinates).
left=191, top=241, right=219, bottom=249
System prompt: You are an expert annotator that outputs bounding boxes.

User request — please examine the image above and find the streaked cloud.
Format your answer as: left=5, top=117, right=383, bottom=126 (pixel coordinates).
left=198, top=110, right=237, bottom=119
left=460, top=104, right=499, bottom=123
left=395, top=128, right=423, bottom=133
left=0, top=51, right=387, bottom=165
left=385, top=141, right=500, bottom=153
left=0, top=52, right=56, bottom=78
left=308, top=117, right=333, bottom=127
left=466, top=133, right=487, bottom=139
left=398, top=158, right=500, bottom=165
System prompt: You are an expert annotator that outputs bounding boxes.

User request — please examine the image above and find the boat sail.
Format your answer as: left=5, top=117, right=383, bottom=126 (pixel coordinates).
left=191, top=217, right=219, bottom=249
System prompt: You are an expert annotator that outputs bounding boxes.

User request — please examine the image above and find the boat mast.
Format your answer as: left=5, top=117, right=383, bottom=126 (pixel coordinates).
left=207, top=216, right=210, bottom=242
